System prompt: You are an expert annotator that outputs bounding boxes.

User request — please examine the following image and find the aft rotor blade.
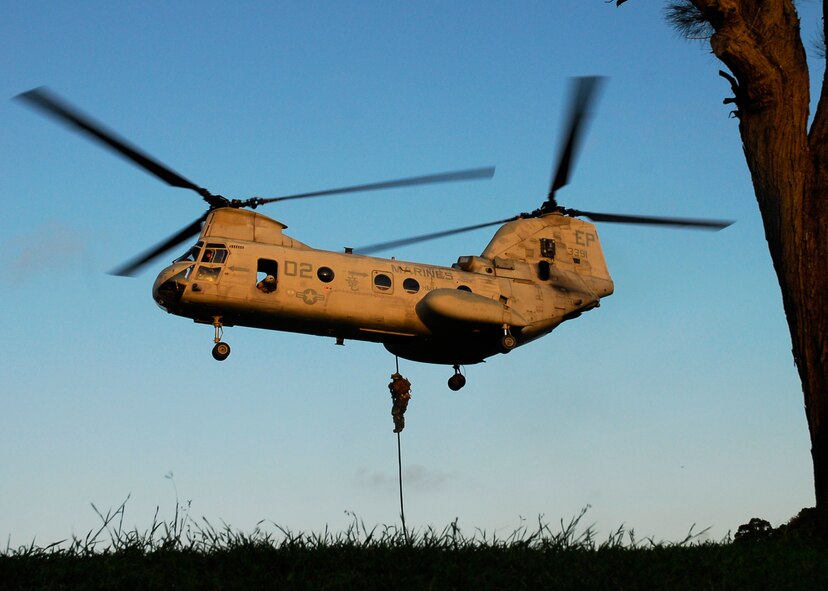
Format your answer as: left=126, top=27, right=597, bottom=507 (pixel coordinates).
left=567, top=209, right=734, bottom=230
left=109, top=214, right=207, bottom=277
left=547, top=76, right=605, bottom=204
left=15, top=87, right=208, bottom=197
left=252, top=167, right=496, bottom=206
left=356, top=216, right=517, bottom=255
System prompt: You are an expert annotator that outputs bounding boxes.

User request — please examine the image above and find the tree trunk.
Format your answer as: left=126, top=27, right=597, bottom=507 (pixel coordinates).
left=687, top=0, right=828, bottom=534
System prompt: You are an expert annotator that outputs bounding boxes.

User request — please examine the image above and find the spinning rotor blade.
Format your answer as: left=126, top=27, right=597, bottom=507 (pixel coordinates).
left=567, top=209, right=733, bottom=230
left=357, top=206, right=733, bottom=255
left=15, top=87, right=216, bottom=203
left=250, top=167, right=495, bottom=206
left=547, top=76, right=605, bottom=207
left=109, top=214, right=207, bottom=277
left=356, top=216, right=517, bottom=255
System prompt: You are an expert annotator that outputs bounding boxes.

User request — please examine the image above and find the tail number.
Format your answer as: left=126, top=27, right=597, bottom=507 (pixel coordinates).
left=574, top=230, right=595, bottom=248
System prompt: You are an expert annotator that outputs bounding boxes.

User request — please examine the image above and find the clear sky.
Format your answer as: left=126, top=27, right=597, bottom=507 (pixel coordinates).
left=2, top=1, right=821, bottom=546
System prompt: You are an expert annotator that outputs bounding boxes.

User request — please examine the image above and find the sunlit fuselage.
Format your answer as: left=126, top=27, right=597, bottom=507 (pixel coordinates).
left=152, top=208, right=614, bottom=365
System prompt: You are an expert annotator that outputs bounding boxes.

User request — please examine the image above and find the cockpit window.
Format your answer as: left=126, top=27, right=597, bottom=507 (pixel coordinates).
left=202, top=244, right=228, bottom=265
left=173, top=242, right=203, bottom=264
left=195, top=243, right=228, bottom=283
left=196, top=266, right=221, bottom=282
left=154, top=264, right=194, bottom=308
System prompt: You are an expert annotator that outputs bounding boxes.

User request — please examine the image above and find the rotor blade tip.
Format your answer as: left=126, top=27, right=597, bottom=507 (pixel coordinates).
left=107, top=267, right=138, bottom=278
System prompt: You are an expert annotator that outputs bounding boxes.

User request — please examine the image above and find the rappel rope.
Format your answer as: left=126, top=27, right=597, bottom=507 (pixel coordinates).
left=389, top=357, right=410, bottom=542
left=397, top=431, right=407, bottom=542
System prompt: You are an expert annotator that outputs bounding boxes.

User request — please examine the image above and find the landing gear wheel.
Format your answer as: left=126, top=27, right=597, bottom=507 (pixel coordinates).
left=448, top=364, right=466, bottom=391
left=448, top=373, right=466, bottom=391
left=212, top=342, right=231, bottom=361
left=500, top=334, right=517, bottom=352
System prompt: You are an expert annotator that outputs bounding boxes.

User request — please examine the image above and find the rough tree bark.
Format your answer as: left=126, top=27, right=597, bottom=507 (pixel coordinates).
left=620, top=1, right=828, bottom=535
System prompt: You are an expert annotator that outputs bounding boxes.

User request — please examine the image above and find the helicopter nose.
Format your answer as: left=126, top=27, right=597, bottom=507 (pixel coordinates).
left=152, top=263, right=193, bottom=311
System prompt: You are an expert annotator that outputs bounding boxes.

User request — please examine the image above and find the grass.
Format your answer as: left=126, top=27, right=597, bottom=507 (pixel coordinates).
left=2, top=500, right=827, bottom=590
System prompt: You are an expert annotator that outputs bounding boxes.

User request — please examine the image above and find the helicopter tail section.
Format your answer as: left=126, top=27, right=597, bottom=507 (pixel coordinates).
left=474, top=213, right=613, bottom=343
left=481, top=213, right=613, bottom=295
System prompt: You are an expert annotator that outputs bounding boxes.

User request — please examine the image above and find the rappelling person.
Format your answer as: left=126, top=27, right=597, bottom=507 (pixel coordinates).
left=388, top=372, right=412, bottom=433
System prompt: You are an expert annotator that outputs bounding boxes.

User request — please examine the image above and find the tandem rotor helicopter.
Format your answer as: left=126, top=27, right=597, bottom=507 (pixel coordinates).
left=16, top=78, right=732, bottom=390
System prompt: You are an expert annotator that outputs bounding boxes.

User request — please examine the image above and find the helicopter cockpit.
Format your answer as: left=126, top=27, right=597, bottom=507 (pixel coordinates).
left=193, top=243, right=228, bottom=283
left=153, top=260, right=193, bottom=311
left=153, top=241, right=230, bottom=311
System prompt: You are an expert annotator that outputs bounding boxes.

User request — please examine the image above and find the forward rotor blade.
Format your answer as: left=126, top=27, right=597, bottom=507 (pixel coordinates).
left=15, top=87, right=205, bottom=195
left=548, top=76, right=605, bottom=204
left=252, top=166, right=495, bottom=206
left=356, top=216, right=517, bottom=255
left=567, top=209, right=734, bottom=230
left=109, top=214, right=207, bottom=277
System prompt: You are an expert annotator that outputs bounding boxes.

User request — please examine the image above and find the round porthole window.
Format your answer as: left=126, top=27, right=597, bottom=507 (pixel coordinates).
left=457, top=285, right=472, bottom=292
left=374, top=273, right=392, bottom=291
left=403, top=278, right=420, bottom=294
left=317, top=266, right=335, bottom=283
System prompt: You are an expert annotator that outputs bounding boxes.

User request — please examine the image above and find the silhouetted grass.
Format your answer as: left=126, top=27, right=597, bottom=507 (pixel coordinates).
left=2, top=500, right=827, bottom=590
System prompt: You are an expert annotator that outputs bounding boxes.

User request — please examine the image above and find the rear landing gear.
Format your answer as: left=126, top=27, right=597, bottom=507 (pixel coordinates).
left=500, top=325, right=517, bottom=353
left=211, top=317, right=230, bottom=361
left=212, top=342, right=231, bottom=361
left=448, top=365, right=466, bottom=391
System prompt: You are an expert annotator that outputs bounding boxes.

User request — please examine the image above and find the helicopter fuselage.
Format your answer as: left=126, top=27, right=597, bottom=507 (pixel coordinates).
left=152, top=208, right=614, bottom=365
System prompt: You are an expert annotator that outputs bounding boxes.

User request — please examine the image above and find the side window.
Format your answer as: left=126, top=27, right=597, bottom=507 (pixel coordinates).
left=540, top=238, right=556, bottom=260
left=257, top=259, right=278, bottom=293
left=402, top=278, right=420, bottom=294
left=317, top=266, right=335, bottom=283
left=373, top=272, right=393, bottom=293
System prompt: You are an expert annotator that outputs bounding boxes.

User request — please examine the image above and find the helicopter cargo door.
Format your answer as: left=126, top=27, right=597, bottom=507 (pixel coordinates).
left=254, top=259, right=278, bottom=294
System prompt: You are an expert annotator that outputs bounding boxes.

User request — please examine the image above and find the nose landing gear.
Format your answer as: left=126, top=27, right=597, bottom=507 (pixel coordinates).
left=448, top=365, right=466, bottom=391
left=211, top=317, right=231, bottom=361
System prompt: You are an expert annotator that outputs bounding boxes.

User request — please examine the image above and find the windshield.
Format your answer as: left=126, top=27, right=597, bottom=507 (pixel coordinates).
left=173, top=242, right=203, bottom=264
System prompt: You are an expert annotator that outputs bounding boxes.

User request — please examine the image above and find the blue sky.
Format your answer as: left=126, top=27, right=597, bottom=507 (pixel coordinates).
left=1, top=1, right=821, bottom=545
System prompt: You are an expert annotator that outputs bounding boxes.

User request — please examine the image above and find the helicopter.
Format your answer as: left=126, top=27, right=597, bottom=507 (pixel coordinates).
left=16, top=78, right=732, bottom=391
